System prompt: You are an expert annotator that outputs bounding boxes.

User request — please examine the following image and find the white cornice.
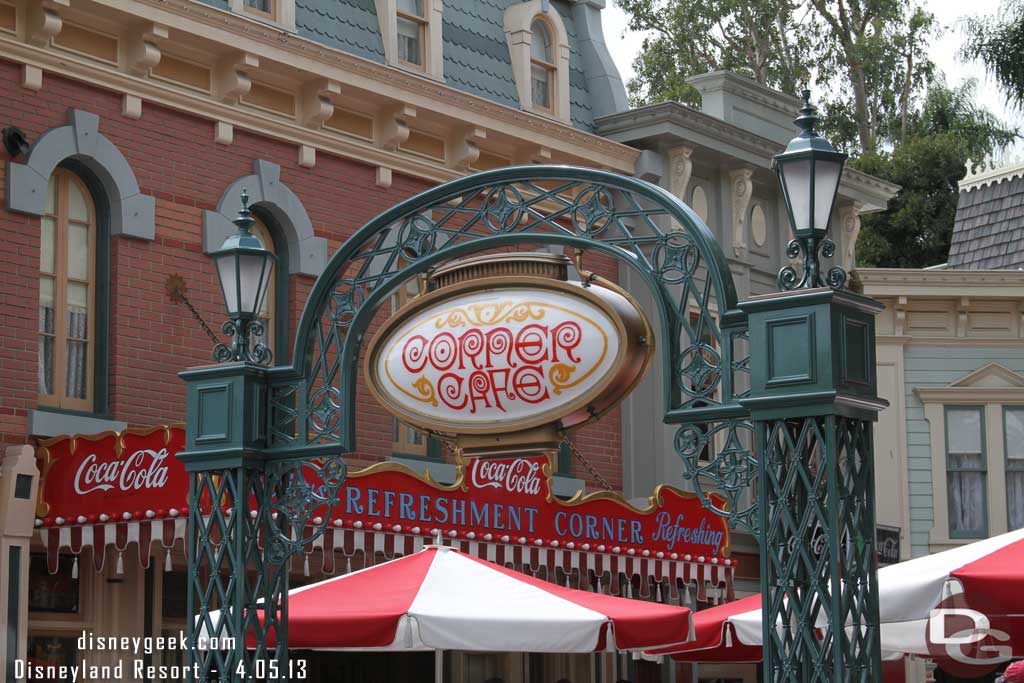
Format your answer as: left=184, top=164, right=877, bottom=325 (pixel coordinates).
left=959, top=160, right=1024, bottom=192
left=857, top=267, right=1024, bottom=298
left=595, top=102, right=900, bottom=210
left=32, top=0, right=638, bottom=173
left=915, top=386, right=1024, bottom=404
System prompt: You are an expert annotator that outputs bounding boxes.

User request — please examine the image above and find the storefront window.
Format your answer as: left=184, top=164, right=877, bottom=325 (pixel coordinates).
left=28, top=553, right=79, bottom=613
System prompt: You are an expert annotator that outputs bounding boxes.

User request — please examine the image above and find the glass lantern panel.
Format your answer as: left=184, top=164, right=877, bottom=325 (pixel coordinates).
left=780, top=157, right=811, bottom=232
left=237, top=252, right=273, bottom=317
left=217, top=253, right=241, bottom=317
left=813, top=159, right=843, bottom=231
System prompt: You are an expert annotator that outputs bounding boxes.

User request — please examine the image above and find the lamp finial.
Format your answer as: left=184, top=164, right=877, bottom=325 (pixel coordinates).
left=794, top=89, right=818, bottom=138
left=234, top=188, right=254, bottom=234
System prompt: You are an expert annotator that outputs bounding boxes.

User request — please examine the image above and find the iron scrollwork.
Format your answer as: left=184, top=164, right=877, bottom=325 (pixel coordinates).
left=777, top=236, right=848, bottom=291
left=213, top=319, right=272, bottom=365
left=263, top=456, right=347, bottom=565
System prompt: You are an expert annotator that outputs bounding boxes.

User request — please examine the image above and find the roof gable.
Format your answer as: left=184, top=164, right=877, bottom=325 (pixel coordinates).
left=949, top=363, right=1024, bottom=389
left=948, top=174, right=1024, bottom=271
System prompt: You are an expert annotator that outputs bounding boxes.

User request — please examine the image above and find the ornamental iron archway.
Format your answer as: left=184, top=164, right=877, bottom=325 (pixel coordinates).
left=180, top=164, right=881, bottom=682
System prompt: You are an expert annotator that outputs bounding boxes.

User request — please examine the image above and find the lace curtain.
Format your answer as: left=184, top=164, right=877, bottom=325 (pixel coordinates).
left=947, top=408, right=986, bottom=536
left=1007, top=408, right=1024, bottom=531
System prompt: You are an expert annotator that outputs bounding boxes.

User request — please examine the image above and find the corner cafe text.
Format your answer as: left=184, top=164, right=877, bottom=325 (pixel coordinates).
left=340, top=456, right=727, bottom=557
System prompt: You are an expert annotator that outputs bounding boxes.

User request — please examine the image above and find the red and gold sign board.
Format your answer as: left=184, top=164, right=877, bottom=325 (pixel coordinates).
left=346, top=454, right=730, bottom=559
left=35, top=427, right=729, bottom=561
left=37, top=426, right=188, bottom=522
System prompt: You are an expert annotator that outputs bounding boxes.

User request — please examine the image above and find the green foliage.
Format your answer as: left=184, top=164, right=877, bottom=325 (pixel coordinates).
left=618, top=0, right=937, bottom=154
left=962, top=0, right=1024, bottom=109
left=617, top=0, right=810, bottom=107
left=853, top=81, right=1019, bottom=268
left=851, top=139, right=964, bottom=268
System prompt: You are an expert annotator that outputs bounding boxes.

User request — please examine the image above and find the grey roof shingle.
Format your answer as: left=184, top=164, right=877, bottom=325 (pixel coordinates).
left=949, top=175, right=1024, bottom=270
left=198, top=0, right=597, bottom=131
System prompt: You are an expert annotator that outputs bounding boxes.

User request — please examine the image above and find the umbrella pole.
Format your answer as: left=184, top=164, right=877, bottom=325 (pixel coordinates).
left=434, top=649, right=443, bottom=683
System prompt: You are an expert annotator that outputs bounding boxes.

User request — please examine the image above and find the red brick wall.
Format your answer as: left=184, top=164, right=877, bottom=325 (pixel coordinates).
left=0, top=59, right=623, bottom=491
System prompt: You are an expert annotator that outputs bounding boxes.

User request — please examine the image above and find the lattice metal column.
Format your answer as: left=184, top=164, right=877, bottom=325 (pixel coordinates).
left=178, top=362, right=286, bottom=682
left=740, top=288, right=886, bottom=682
left=185, top=465, right=288, bottom=682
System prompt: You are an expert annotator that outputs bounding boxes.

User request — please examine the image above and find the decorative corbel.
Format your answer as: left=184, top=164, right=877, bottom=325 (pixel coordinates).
left=447, top=127, right=486, bottom=171
left=376, top=167, right=393, bottom=188
left=894, top=296, right=907, bottom=337
left=123, top=94, right=142, bottom=120
left=729, top=167, right=754, bottom=259
left=28, top=0, right=68, bottom=46
left=669, top=146, right=694, bottom=202
left=214, top=53, right=259, bottom=103
left=837, top=202, right=863, bottom=270
left=300, top=78, right=340, bottom=128
left=22, top=66, right=43, bottom=91
left=957, top=297, right=970, bottom=338
left=514, top=145, right=552, bottom=165
left=298, top=145, right=316, bottom=168
left=127, top=23, right=168, bottom=75
left=214, top=122, right=234, bottom=145
left=378, top=104, right=416, bottom=151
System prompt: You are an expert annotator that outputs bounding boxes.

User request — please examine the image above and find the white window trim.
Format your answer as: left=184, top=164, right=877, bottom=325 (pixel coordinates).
left=917, top=363, right=1024, bottom=549
left=375, top=0, right=444, bottom=79
left=228, top=0, right=296, bottom=32
left=504, top=0, right=571, bottom=123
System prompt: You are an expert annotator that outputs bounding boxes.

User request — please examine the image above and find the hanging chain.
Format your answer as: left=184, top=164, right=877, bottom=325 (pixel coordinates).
left=166, top=273, right=222, bottom=346
left=562, top=436, right=615, bottom=492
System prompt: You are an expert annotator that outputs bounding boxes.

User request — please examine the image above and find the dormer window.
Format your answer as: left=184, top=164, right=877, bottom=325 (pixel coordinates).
left=377, top=0, right=443, bottom=78
left=530, top=20, right=555, bottom=111
left=229, top=0, right=296, bottom=30
left=244, top=0, right=274, bottom=19
left=504, top=1, right=571, bottom=122
left=397, top=0, right=426, bottom=67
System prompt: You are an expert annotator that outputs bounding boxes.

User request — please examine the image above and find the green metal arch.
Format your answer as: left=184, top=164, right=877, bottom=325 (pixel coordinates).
left=266, top=165, right=756, bottom=529
left=291, top=165, right=738, bottom=365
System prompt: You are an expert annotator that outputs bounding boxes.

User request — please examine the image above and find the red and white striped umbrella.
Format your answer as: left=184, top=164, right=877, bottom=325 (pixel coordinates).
left=651, top=528, right=1024, bottom=661
left=278, top=545, right=693, bottom=653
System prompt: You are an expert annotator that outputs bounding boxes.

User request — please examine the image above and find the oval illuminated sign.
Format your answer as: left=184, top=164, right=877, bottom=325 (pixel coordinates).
left=366, top=279, right=652, bottom=436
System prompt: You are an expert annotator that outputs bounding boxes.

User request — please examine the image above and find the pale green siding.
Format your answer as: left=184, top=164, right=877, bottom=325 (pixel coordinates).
left=903, top=345, right=1024, bottom=557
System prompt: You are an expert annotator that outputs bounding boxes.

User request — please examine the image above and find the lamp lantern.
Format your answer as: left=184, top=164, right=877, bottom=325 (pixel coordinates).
left=773, top=90, right=848, bottom=290
left=211, top=189, right=275, bottom=364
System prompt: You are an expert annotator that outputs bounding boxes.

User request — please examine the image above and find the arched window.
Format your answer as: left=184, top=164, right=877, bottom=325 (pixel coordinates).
left=504, top=3, right=571, bottom=121
left=530, top=19, right=555, bottom=112
left=249, top=216, right=278, bottom=359
left=39, top=170, right=96, bottom=410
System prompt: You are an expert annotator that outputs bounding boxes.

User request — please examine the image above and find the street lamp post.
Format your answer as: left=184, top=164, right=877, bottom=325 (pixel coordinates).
left=740, top=92, right=885, bottom=681
left=176, top=191, right=282, bottom=683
